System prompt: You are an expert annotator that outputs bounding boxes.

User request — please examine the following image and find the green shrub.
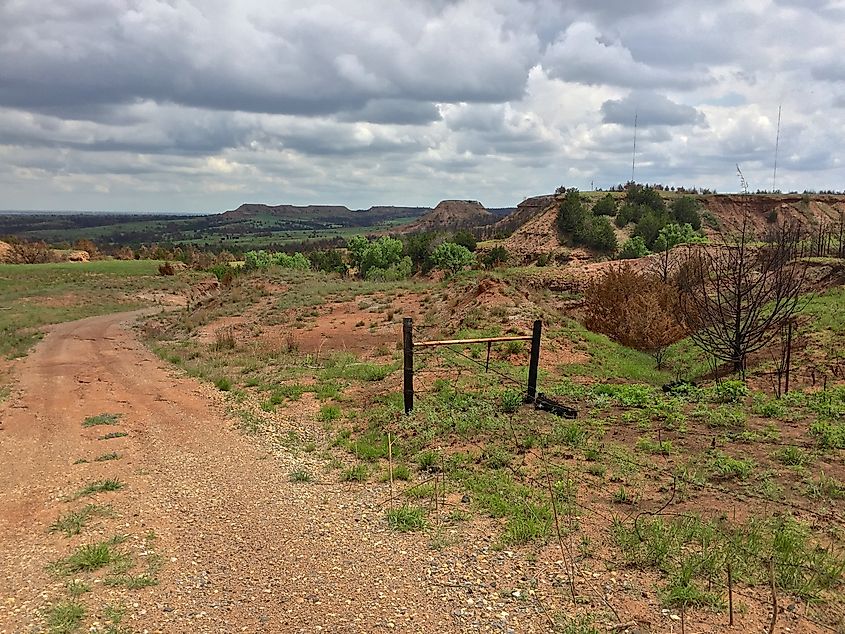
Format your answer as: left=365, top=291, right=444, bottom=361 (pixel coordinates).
left=713, top=380, right=748, bottom=403
left=618, top=236, right=650, bottom=259
left=385, top=505, right=427, bottom=532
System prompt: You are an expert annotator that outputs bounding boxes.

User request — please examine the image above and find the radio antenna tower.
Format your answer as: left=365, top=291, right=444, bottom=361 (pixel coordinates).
left=772, top=105, right=782, bottom=192
left=630, top=110, right=638, bottom=183
left=736, top=164, right=749, bottom=194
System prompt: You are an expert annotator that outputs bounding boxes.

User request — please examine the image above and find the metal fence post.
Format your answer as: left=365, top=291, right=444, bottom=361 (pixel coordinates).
left=403, top=317, right=414, bottom=414
left=526, top=319, right=542, bottom=402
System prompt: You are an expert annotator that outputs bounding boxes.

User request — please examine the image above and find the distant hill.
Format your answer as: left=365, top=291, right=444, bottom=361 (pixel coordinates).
left=395, top=200, right=497, bottom=234
left=220, top=203, right=429, bottom=227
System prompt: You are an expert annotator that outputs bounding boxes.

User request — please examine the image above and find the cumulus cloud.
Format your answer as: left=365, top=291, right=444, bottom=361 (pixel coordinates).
left=0, top=0, right=843, bottom=211
left=600, top=92, right=707, bottom=128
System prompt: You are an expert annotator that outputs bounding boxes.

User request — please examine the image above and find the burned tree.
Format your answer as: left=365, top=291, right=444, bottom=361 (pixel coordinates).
left=679, top=216, right=808, bottom=374
left=585, top=264, right=687, bottom=368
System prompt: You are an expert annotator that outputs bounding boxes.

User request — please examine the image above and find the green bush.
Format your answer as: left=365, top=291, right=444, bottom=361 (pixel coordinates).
left=713, top=380, right=748, bottom=403
left=670, top=196, right=702, bottom=230
left=592, top=193, right=618, bottom=216
left=431, top=242, right=475, bottom=276
left=618, top=236, right=650, bottom=259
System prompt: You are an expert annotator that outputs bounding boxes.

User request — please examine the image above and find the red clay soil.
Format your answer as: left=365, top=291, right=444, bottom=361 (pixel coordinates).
left=0, top=312, right=460, bottom=633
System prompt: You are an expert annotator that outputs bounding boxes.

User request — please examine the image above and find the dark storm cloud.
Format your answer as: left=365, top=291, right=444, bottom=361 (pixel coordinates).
left=337, top=100, right=441, bottom=125
left=0, top=0, right=843, bottom=210
left=600, top=92, right=706, bottom=127
left=0, top=0, right=537, bottom=117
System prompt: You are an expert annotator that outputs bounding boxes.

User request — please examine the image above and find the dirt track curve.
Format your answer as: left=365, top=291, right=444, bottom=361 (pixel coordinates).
left=0, top=311, right=465, bottom=633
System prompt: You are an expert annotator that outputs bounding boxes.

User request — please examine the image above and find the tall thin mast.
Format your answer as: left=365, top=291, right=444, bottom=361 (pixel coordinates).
left=631, top=110, right=638, bottom=183
left=772, top=105, right=782, bottom=192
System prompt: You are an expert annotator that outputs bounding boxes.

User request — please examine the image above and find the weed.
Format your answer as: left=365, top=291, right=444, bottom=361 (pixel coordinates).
left=289, top=470, right=311, bottom=483
left=94, top=452, right=120, bottom=462
left=98, top=432, right=128, bottom=440
left=72, top=479, right=123, bottom=499
left=636, top=436, right=673, bottom=455
left=45, top=600, right=85, bottom=634
left=318, top=404, right=342, bottom=423
left=52, top=542, right=116, bottom=575
left=386, top=505, right=427, bottom=532
left=585, top=463, right=605, bottom=477
left=704, top=405, right=747, bottom=429
left=65, top=580, right=91, bottom=597
left=416, top=449, right=440, bottom=472
left=481, top=445, right=513, bottom=469
left=753, top=396, right=787, bottom=419
left=592, top=383, right=655, bottom=407
left=555, top=614, right=599, bottom=634
left=773, top=446, right=811, bottom=467
left=806, top=472, right=845, bottom=500
left=82, top=413, right=121, bottom=428
left=215, top=377, right=232, bottom=391
left=49, top=504, right=112, bottom=537
left=713, top=380, right=748, bottom=403
left=392, top=463, right=411, bottom=481
left=810, top=420, right=845, bottom=449
left=341, top=464, right=368, bottom=482
left=551, top=420, right=587, bottom=448
left=404, top=483, right=436, bottom=499
left=709, top=452, right=754, bottom=480
left=499, top=389, right=523, bottom=413
left=612, top=486, right=633, bottom=504
left=72, top=458, right=88, bottom=465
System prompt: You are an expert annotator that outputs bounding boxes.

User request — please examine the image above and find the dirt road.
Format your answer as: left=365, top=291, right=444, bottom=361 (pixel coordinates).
left=0, top=312, right=466, bottom=633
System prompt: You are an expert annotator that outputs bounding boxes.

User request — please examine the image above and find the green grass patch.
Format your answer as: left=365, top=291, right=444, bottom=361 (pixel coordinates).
left=385, top=505, right=427, bottom=532
left=71, top=479, right=123, bottom=500
left=44, top=600, right=85, bottom=634
left=94, top=452, right=120, bottom=462
left=98, top=431, right=128, bottom=440
left=51, top=541, right=119, bottom=575
left=49, top=504, right=112, bottom=537
left=340, top=464, right=368, bottom=482
left=82, top=413, right=121, bottom=428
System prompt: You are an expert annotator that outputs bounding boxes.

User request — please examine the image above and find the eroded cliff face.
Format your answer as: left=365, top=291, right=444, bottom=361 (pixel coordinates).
left=699, top=194, right=845, bottom=236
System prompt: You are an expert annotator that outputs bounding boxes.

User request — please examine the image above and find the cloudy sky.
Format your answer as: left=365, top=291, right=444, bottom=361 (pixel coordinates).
left=1, top=0, right=843, bottom=212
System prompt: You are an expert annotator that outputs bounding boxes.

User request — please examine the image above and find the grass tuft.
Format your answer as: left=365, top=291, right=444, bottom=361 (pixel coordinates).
left=45, top=600, right=85, bottom=634
left=385, top=505, right=427, bottom=532
left=72, top=479, right=124, bottom=500
left=49, top=504, right=112, bottom=537
left=82, top=413, right=121, bottom=428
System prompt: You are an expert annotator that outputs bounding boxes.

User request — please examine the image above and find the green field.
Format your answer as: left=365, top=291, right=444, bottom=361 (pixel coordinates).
left=0, top=260, right=198, bottom=358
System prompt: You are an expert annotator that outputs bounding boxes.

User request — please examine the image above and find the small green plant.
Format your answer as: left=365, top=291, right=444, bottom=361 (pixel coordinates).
left=392, top=463, right=411, bottom=481
left=72, top=479, right=123, bottom=500
left=318, top=404, right=342, bottom=423
left=214, top=377, right=232, bottom=391
left=705, top=405, right=747, bottom=429
left=810, top=420, right=845, bottom=449
left=773, top=445, right=811, bottom=467
left=499, top=389, right=523, bottom=414
left=289, top=470, right=311, bottom=483
left=98, top=431, right=128, bottom=440
left=94, top=452, right=120, bottom=462
left=636, top=436, right=673, bottom=455
left=45, top=600, right=85, bottom=634
left=416, top=449, right=440, bottom=472
left=585, top=463, right=605, bottom=477
left=805, top=472, right=845, bottom=500
left=49, top=504, right=112, bottom=537
left=709, top=452, right=754, bottom=480
left=713, top=380, right=748, bottom=403
left=341, top=464, right=368, bottom=482
left=612, top=486, right=633, bottom=504
left=65, top=579, right=91, bottom=597
left=52, top=542, right=116, bottom=575
left=385, top=505, right=427, bottom=532
left=82, top=413, right=121, bottom=428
